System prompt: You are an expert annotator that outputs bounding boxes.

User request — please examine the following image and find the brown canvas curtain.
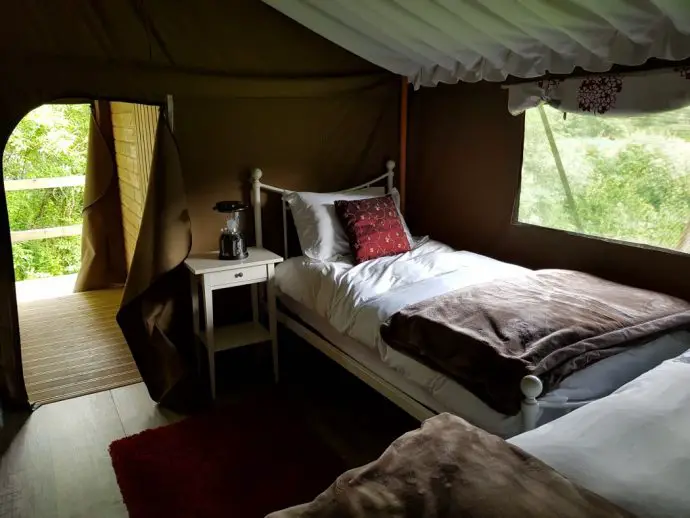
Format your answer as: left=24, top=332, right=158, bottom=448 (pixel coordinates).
left=0, top=218, right=26, bottom=409
left=116, top=110, right=194, bottom=407
left=74, top=102, right=127, bottom=292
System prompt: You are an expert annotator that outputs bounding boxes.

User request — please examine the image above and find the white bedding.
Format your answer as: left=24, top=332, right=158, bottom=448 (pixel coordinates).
left=276, top=240, right=527, bottom=351
left=510, top=349, right=690, bottom=517
left=275, top=240, right=690, bottom=436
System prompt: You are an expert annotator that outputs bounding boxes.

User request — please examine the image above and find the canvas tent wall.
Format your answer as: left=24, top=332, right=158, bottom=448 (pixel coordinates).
left=0, top=0, right=400, bottom=409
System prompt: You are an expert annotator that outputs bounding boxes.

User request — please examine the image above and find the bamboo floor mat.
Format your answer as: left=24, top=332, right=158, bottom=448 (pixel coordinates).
left=19, top=288, right=142, bottom=405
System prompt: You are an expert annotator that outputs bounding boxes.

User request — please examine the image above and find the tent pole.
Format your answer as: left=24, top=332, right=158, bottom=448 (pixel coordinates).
left=538, top=105, right=582, bottom=232
left=399, top=76, right=408, bottom=214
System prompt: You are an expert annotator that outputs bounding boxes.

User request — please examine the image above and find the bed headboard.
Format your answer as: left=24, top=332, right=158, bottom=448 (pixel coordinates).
left=251, top=160, right=396, bottom=259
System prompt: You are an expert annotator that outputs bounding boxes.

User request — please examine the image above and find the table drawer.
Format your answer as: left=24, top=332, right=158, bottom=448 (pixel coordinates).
left=207, top=265, right=266, bottom=287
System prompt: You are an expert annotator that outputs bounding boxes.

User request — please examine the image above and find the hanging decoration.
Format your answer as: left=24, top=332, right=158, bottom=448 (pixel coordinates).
left=509, top=68, right=690, bottom=116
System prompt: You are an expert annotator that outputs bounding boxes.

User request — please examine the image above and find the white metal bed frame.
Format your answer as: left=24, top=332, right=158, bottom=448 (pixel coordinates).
left=251, top=161, right=550, bottom=433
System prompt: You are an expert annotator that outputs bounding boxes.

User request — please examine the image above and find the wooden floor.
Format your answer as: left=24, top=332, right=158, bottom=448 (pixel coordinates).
left=19, top=289, right=142, bottom=405
left=0, top=332, right=417, bottom=518
left=0, top=383, right=183, bottom=518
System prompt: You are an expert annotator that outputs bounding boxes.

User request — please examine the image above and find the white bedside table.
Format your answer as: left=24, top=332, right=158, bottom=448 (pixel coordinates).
left=184, top=247, right=283, bottom=399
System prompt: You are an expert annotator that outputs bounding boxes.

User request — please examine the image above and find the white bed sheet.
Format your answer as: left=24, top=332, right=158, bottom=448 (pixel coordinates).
left=510, top=349, right=690, bottom=517
left=275, top=240, right=690, bottom=436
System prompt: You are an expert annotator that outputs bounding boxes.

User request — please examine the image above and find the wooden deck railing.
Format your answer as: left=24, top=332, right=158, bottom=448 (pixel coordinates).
left=5, top=176, right=84, bottom=243
left=10, top=224, right=82, bottom=243
left=4, top=176, right=85, bottom=191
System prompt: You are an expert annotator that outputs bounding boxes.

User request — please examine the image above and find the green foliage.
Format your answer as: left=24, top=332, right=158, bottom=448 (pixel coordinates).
left=576, top=145, right=689, bottom=248
left=12, top=237, right=82, bottom=280
left=519, top=105, right=690, bottom=252
left=3, top=104, right=91, bottom=281
left=7, top=188, right=83, bottom=231
left=3, top=104, right=89, bottom=180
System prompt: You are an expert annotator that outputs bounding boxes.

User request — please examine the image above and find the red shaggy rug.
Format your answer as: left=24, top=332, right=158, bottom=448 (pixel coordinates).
left=109, top=397, right=345, bottom=518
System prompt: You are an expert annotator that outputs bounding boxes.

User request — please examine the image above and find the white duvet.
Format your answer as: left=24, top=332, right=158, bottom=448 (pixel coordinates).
left=511, top=349, right=690, bottom=517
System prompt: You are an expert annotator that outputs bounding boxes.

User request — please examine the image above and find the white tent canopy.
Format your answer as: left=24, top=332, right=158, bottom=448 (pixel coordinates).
left=263, top=0, right=690, bottom=87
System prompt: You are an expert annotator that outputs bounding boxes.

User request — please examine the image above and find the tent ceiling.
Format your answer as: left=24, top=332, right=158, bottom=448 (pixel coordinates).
left=0, top=1, right=380, bottom=78
left=263, top=0, right=690, bottom=87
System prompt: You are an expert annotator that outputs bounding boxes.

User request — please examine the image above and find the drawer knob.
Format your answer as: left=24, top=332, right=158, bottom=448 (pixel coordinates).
left=235, top=272, right=243, bottom=278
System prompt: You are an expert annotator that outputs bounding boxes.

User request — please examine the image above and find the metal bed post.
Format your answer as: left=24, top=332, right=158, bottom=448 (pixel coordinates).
left=251, top=168, right=263, bottom=248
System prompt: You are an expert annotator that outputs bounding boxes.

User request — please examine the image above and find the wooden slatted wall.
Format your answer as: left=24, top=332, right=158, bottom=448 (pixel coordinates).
left=110, top=102, right=159, bottom=270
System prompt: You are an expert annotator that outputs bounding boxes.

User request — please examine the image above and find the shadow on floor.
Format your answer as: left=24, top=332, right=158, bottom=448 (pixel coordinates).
left=205, top=327, right=419, bottom=467
left=0, top=408, right=30, bottom=459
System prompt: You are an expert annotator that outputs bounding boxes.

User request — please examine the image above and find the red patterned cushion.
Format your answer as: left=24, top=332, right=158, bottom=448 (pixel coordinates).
left=334, top=195, right=411, bottom=263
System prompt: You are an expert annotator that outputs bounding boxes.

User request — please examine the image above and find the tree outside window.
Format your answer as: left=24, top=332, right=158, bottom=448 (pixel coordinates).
left=519, top=105, right=690, bottom=253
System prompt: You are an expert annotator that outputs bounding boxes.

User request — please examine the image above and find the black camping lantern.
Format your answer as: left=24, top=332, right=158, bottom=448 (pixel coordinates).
left=213, top=201, right=248, bottom=260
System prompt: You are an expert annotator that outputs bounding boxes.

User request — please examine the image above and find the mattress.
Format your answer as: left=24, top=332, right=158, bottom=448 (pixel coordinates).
left=275, top=240, right=690, bottom=437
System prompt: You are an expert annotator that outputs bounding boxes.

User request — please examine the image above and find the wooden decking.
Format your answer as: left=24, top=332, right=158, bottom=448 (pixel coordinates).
left=19, top=288, right=142, bottom=405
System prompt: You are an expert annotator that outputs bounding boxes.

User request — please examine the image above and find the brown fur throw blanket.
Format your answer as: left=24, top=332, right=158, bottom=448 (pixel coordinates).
left=266, top=413, right=635, bottom=518
left=380, top=270, right=690, bottom=414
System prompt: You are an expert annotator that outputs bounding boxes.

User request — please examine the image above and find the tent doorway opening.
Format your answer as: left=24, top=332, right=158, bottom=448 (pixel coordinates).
left=4, top=103, right=141, bottom=405
left=8, top=104, right=88, bottom=297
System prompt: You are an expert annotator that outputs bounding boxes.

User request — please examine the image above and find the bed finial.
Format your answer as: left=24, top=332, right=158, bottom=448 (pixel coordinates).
left=520, top=375, right=543, bottom=399
left=251, top=168, right=263, bottom=183
left=386, top=160, right=396, bottom=174
left=386, top=161, right=396, bottom=192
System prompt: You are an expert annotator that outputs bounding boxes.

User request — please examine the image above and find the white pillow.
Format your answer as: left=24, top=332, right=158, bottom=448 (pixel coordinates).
left=285, top=187, right=383, bottom=261
left=285, top=187, right=417, bottom=261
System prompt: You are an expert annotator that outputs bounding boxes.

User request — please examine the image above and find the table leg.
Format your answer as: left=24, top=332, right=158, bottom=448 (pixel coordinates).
left=203, top=283, right=216, bottom=399
left=266, top=264, right=279, bottom=383
left=250, top=284, right=259, bottom=323
left=190, top=274, right=201, bottom=374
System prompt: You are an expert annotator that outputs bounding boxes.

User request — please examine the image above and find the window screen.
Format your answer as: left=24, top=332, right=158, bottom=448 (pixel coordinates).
left=518, top=105, right=690, bottom=253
